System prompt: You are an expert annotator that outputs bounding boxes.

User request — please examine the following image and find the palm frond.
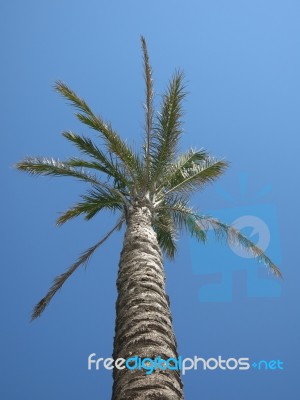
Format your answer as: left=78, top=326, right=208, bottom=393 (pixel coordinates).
left=141, top=36, right=154, bottom=184
left=150, top=71, right=186, bottom=186
left=77, top=113, right=145, bottom=191
left=157, top=197, right=207, bottom=243
left=65, top=157, right=109, bottom=173
left=55, top=81, right=93, bottom=115
left=15, top=157, right=101, bottom=185
left=153, top=208, right=177, bottom=259
left=57, top=187, right=123, bottom=225
left=155, top=148, right=210, bottom=194
left=63, top=132, right=128, bottom=185
left=159, top=158, right=229, bottom=199
left=31, top=218, right=124, bottom=320
left=55, top=81, right=143, bottom=190
left=192, top=214, right=282, bottom=278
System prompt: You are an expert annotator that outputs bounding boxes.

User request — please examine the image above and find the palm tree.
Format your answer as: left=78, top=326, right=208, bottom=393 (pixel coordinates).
left=16, top=37, right=281, bottom=400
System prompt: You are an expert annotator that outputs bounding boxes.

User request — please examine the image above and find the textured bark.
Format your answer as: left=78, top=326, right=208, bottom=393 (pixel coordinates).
left=112, top=205, right=184, bottom=400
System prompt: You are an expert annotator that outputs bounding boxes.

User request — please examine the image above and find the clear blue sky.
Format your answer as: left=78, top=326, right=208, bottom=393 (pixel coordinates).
left=1, top=1, right=299, bottom=399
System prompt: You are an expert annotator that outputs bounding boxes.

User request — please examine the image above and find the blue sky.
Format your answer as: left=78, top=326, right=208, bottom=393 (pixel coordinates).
left=1, top=1, right=299, bottom=399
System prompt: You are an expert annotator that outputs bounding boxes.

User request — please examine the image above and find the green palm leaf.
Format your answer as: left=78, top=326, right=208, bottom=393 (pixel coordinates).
left=155, top=148, right=210, bottom=194
left=15, top=157, right=101, bottom=185
left=160, top=158, right=229, bottom=199
left=157, top=197, right=207, bottom=243
left=31, top=218, right=124, bottom=320
left=55, top=82, right=144, bottom=190
left=141, top=36, right=154, bottom=185
left=153, top=208, right=177, bottom=259
left=150, top=71, right=186, bottom=186
left=62, top=131, right=129, bottom=187
left=57, top=187, right=123, bottom=225
left=190, top=214, right=282, bottom=278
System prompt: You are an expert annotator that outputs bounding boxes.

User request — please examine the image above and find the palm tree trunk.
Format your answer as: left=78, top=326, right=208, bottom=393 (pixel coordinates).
left=112, top=205, right=184, bottom=400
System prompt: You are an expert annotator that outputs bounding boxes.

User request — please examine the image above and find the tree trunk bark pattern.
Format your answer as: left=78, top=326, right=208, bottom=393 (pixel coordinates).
left=112, top=206, right=184, bottom=400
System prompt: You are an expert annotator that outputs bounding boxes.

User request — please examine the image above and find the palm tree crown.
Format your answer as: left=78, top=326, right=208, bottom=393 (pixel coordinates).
left=16, top=37, right=281, bottom=321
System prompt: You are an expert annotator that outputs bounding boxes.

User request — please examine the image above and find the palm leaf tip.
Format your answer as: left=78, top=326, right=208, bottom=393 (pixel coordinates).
left=31, top=299, right=47, bottom=321
left=194, top=215, right=282, bottom=279
left=228, top=226, right=282, bottom=279
left=30, top=219, right=124, bottom=320
left=150, top=71, right=188, bottom=184
left=15, top=156, right=101, bottom=185
left=141, top=35, right=154, bottom=182
left=15, top=158, right=34, bottom=172
left=54, top=81, right=92, bottom=115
